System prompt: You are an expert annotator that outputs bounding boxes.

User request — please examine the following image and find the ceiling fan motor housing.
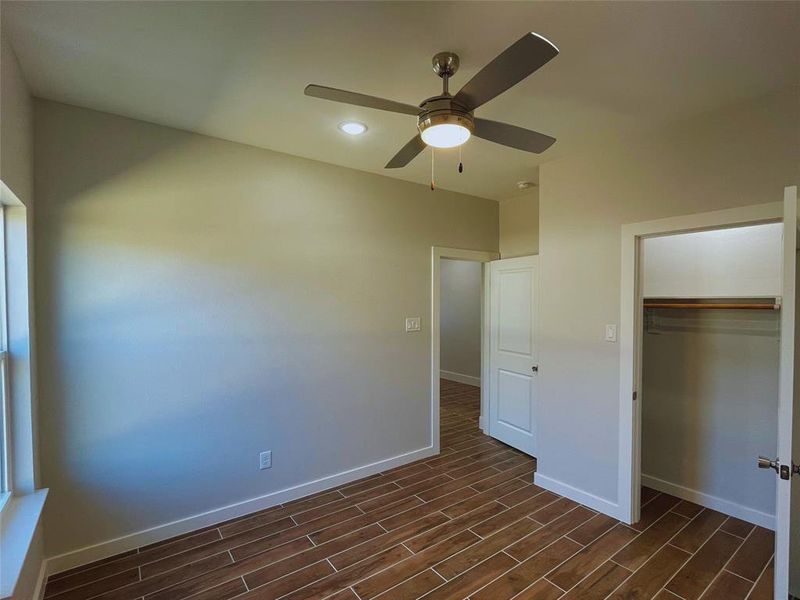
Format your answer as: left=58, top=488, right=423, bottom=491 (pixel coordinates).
left=417, top=96, right=475, bottom=140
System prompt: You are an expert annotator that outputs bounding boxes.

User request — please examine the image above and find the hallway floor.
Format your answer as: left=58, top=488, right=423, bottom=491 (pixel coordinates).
left=44, top=380, right=774, bottom=600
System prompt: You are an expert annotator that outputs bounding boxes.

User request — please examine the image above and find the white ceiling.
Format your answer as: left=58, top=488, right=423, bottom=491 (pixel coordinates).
left=3, top=1, right=797, bottom=200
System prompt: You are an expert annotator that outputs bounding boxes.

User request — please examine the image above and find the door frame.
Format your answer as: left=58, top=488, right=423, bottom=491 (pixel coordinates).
left=778, top=186, right=799, bottom=599
left=617, top=201, right=783, bottom=525
left=431, top=246, right=500, bottom=453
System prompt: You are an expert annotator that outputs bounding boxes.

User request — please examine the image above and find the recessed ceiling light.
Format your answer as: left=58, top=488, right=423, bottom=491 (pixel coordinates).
left=338, top=121, right=367, bottom=136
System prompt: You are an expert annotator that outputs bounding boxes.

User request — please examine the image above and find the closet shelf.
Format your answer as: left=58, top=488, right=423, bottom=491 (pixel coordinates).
left=643, top=300, right=780, bottom=311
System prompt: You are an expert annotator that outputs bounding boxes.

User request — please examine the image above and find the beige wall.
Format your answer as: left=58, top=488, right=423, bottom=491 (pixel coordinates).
left=499, top=190, right=538, bottom=258
left=0, top=34, right=33, bottom=207
left=440, top=259, right=482, bottom=380
left=536, top=88, right=798, bottom=507
left=33, top=100, right=499, bottom=557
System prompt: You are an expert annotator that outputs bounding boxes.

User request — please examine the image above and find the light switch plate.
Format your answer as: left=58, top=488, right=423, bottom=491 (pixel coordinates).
left=405, top=317, right=421, bottom=332
left=605, top=324, right=617, bottom=342
left=259, top=450, right=272, bottom=470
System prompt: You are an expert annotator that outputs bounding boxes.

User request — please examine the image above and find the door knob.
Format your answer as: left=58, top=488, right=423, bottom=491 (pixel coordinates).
left=531, top=365, right=538, bottom=373
left=757, top=456, right=779, bottom=473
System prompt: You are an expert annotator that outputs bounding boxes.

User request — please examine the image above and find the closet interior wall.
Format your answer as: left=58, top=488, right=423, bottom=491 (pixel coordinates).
left=640, top=223, right=782, bottom=528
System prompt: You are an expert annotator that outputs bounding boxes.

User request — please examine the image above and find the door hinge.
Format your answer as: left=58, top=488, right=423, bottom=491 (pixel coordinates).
left=632, top=391, right=637, bottom=401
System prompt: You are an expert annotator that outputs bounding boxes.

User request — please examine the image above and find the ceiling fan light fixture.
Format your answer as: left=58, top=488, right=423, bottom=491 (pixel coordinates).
left=418, top=113, right=473, bottom=149
left=420, top=123, right=471, bottom=148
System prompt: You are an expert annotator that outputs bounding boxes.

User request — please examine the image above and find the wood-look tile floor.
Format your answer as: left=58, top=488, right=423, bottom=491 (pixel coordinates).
left=44, top=379, right=775, bottom=600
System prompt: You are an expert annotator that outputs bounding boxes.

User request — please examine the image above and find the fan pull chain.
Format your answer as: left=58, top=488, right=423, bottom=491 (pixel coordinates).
left=431, top=148, right=435, bottom=191
left=458, top=146, right=463, bottom=173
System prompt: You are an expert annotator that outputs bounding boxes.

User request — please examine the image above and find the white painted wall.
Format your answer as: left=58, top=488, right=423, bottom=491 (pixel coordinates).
left=440, top=259, right=481, bottom=382
left=536, top=89, right=798, bottom=510
left=642, top=309, right=779, bottom=522
left=642, top=223, right=782, bottom=299
left=33, top=100, right=499, bottom=558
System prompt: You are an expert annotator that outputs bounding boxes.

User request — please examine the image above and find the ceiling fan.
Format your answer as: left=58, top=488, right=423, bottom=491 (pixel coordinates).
left=304, top=32, right=559, bottom=169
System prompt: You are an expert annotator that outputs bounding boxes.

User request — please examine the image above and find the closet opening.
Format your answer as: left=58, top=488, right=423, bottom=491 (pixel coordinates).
left=636, top=221, right=784, bottom=535
left=639, top=222, right=782, bottom=530
left=619, top=190, right=800, bottom=598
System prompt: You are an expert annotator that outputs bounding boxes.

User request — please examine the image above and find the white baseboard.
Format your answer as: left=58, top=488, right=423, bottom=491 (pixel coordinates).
left=440, top=370, right=481, bottom=387
left=44, top=445, right=437, bottom=576
left=641, top=474, right=775, bottom=530
left=534, top=472, right=626, bottom=522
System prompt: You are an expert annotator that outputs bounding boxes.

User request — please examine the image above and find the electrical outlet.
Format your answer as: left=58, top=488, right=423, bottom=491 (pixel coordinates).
left=259, top=450, right=272, bottom=470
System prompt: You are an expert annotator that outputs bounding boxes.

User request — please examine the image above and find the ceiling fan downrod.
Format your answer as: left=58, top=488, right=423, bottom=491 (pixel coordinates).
left=432, top=52, right=460, bottom=96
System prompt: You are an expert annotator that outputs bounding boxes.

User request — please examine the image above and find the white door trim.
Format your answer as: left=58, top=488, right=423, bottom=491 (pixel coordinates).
left=777, top=186, right=799, bottom=599
left=618, top=201, right=783, bottom=524
left=431, top=247, right=500, bottom=451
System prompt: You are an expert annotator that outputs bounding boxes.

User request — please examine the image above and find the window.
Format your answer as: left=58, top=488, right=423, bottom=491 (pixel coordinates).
left=0, top=204, right=9, bottom=509
left=0, top=190, right=45, bottom=599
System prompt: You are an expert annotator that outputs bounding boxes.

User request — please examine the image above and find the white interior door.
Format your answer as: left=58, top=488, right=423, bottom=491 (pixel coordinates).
left=777, top=185, right=799, bottom=598
left=488, top=255, right=538, bottom=456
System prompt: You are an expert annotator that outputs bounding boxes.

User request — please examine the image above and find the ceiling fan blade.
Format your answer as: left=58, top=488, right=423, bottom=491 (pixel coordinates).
left=305, top=84, right=421, bottom=116
left=385, top=134, right=426, bottom=168
left=454, top=32, right=558, bottom=112
left=473, top=118, right=555, bottom=153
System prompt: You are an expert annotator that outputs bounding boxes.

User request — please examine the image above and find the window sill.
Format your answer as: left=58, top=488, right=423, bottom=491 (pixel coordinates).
left=0, top=489, right=47, bottom=600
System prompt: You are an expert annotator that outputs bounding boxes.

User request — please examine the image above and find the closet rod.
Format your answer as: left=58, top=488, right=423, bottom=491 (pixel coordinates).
left=643, top=302, right=780, bottom=311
